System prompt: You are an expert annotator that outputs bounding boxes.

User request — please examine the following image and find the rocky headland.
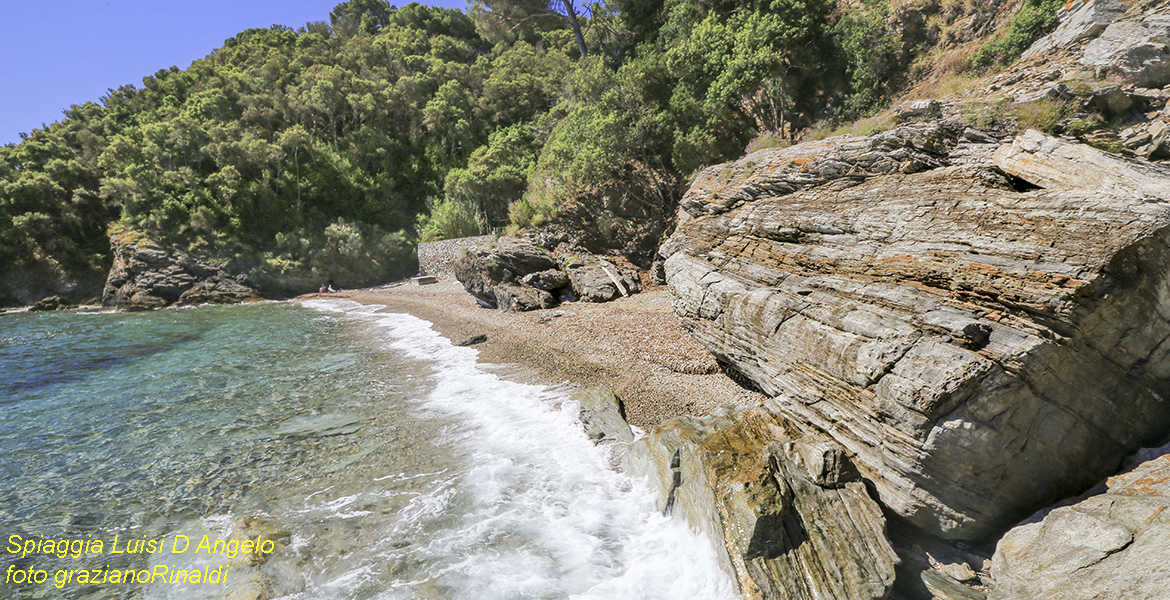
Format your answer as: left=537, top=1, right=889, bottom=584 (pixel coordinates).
left=428, top=2, right=1170, bottom=598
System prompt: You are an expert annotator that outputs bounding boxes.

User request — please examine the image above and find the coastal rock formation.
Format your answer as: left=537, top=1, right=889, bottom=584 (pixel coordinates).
left=988, top=441, right=1170, bottom=599
left=573, top=385, right=634, bottom=444
left=453, top=238, right=559, bottom=311
left=1082, top=10, right=1170, bottom=88
left=103, top=232, right=260, bottom=310
left=659, top=126, right=1170, bottom=541
left=622, top=407, right=898, bottom=599
left=453, top=236, right=641, bottom=311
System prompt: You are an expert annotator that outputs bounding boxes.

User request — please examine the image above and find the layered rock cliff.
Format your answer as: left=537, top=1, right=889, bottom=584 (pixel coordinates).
left=660, top=123, right=1170, bottom=543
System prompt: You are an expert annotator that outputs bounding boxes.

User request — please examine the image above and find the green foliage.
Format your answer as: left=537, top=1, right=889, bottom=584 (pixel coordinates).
left=832, top=4, right=902, bottom=118
left=3, top=0, right=1040, bottom=298
left=418, top=197, right=485, bottom=242
left=1009, top=98, right=1072, bottom=132
left=970, top=0, right=1063, bottom=69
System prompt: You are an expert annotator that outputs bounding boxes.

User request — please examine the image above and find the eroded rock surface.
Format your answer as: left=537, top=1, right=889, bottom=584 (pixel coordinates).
left=1021, top=0, right=1130, bottom=60
left=660, top=127, right=1170, bottom=540
left=574, top=385, right=634, bottom=444
left=623, top=407, right=898, bottom=600
left=1082, top=11, right=1170, bottom=87
left=103, top=233, right=260, bottom=310
left=453, top=236, right=641, bottom=311
left=988, top=441, right=1170, bottom=600
left=453, top=238, right=560, bottom=311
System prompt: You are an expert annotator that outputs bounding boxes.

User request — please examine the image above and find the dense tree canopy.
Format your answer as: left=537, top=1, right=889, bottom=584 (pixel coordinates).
left=2, top=0, right=994, bottom=299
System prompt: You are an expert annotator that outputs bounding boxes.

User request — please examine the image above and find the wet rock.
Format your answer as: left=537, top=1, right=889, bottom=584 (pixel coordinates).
left=574, top=385, right=634, bottom=444
left=29, top=295, right=63, bottom=311
left=1082, top=13, right=1170, bottom=88
left=623, top=408, right=898, bottom=599
left=661, top=128, right=1170, bottom=540
left=455, top=333, right=487, bottom=347
left=177, top=278, right=261, bottom=306
left=988, top=441, right=1170, bottom=600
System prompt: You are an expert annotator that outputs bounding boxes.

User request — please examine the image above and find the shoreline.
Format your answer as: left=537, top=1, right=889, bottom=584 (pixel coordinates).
left=304, top=280, right=764, bottom=429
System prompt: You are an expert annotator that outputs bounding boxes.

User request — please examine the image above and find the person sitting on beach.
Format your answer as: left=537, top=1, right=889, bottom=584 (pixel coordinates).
left=319, top=283, right=328, bottom=293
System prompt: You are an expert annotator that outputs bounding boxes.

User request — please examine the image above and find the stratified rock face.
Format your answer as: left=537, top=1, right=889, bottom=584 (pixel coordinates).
left=1021, top=0, right=1129, bottom=60
left=622, top=407, right=898, bottom=600
left=678, top=124, right=956, bottom=218
left=988, top=442, right=1170, bottom=600
left=103, top=233, right=259, bottom=310
left=453, top=236, right=642, bottom=311
left=661, top=126, right=1170, bottom=540
left=1082, top=12, right=1170, bottom=88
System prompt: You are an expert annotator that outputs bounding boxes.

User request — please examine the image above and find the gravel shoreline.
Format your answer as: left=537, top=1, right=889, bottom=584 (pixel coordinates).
left=306, top=280, right=764, bottom=429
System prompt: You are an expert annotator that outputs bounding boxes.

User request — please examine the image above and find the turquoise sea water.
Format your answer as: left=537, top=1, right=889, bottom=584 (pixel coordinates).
left=0, top=301, right=734, bottom=599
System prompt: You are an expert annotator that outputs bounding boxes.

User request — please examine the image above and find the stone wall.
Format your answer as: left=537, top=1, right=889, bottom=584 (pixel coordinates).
left=417, top=235, right=493, bottom=280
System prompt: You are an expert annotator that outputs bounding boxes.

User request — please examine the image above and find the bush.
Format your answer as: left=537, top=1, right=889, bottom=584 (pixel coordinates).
left=417, top=197, right=484, bottom=242
left=970, top=0, right=1063, bottom=69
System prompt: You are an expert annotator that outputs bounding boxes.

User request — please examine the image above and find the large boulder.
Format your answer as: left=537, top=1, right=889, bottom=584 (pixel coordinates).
left=623, top=407, right=899, bottom=600
left=988, top=440, right=1170, bottom=599
left=559, top=254, right=642, bottom=303
left=452, top=237, right=561, bottom=311
left=453, top=236, right=644, bottom=310
left=103, top=231, right=260, bottom=310
left=660, top=127, right=1170, bottom=540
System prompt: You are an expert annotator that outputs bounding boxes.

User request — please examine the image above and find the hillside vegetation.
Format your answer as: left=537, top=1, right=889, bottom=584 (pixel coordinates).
left=0, top=0, right=1051, bottom=303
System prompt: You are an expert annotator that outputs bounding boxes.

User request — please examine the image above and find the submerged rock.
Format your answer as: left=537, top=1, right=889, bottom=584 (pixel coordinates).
left=660, top=127, right=1170, bottom=540
left=623, top=408, right=898, bottom=600
left=988, top=441, right=1170, bottom=599
left=273, top=414, right=363, bottom=438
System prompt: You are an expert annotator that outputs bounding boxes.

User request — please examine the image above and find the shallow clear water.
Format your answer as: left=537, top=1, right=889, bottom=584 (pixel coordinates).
left=0, top=300, right=734, bottom=599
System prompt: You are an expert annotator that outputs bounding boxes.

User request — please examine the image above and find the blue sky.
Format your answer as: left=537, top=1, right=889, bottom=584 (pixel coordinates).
left=0, top=0, right=467, bottom=146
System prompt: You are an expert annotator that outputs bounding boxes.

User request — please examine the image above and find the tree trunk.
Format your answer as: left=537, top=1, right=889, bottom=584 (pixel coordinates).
left=561, top=0, right=588, bottom=57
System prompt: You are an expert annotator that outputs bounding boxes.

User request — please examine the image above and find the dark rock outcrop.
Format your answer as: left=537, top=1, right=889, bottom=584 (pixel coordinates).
left=29, top=295, right=64, bottom=312
left=453, top=238, right=560, bottom=311
left=988, top=441, right=1170, bottom=599
left=103, top=232, right=260, bottom=310
left=453, top=236, right=641, bottom=311
left=623, top=407, right=899, bottom=599
left=659, top=126, right=1170, bottom=541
